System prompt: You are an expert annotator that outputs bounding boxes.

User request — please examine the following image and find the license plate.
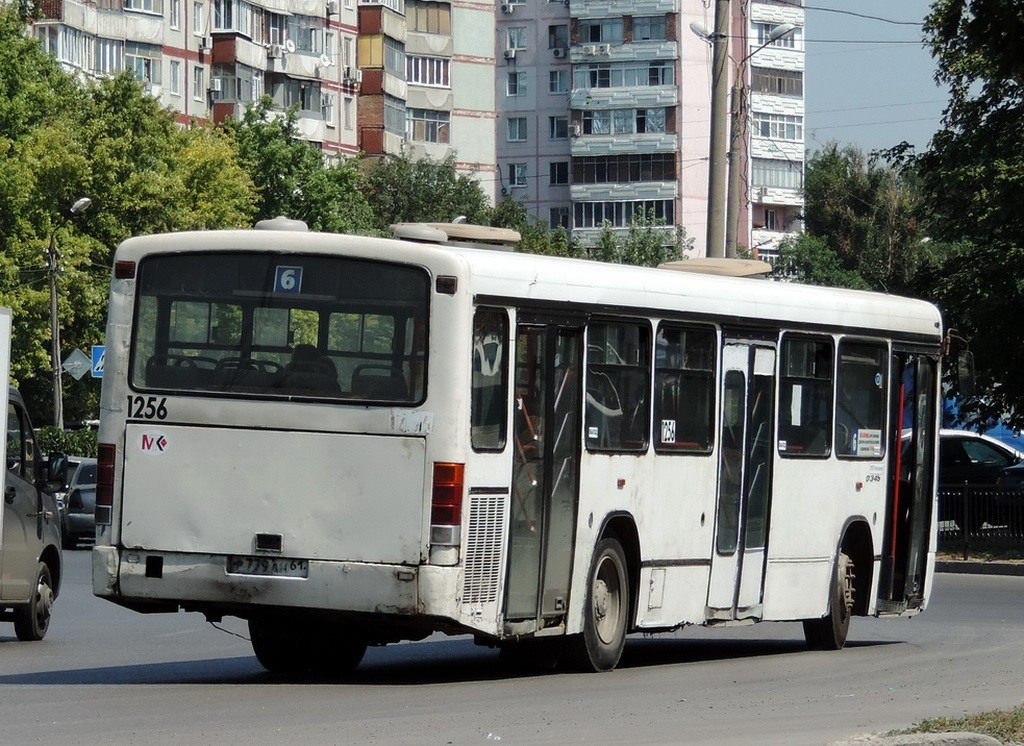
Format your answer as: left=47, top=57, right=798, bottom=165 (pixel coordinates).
left=226, top=556, right=309, bottom=578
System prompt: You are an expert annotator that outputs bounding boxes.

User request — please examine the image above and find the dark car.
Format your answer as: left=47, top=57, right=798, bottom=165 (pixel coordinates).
left=61, top=458, right=97, bottom=549
left=938, top=429, right=1024, bottom=531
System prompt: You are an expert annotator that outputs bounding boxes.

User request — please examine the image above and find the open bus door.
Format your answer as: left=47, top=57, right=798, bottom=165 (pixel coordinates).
left=878, top=350, right=937, bottom=612
left=504, top=317, right=583, bottom=635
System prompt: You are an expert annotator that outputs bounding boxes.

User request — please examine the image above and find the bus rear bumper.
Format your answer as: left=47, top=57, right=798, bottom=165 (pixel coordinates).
left=92, top=545, right=421, bottom=617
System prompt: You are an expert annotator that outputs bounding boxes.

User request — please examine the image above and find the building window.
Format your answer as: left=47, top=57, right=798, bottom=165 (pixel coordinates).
left=343, top=96, right=354, bottom=129
left=96, top=38, right=124, bottom=75
left=548, top=24, right=568, bottom=49
left=507, top=70, right=526, bottom=96
left=751, top=67, right=803, bottom=96
left=384, top=94, right=405, bottom=135
left=754, top=22, right=801, bottom=49
left=753, top=112, right=803, bottom=141
left=193, top=1, right=204, bottom=34
left=583, top=108, right=666, bottom=135
left=169, top=60, right=181, bottom=94
left=192, top=65, right=204, bottom=101
left=549, top=116, right=568, bottom=140
left=764, top=209, right=777, bottom=231
left=580, top=18, right=623, bottom=43
left=573, top=61, right=673, bottom=89
left=508, top=163, right=527, bottom=188
left=573, top=199, right=674, bottom=228
left=124, top=0, right=163, bottom=13
left=632, top=16, right=665, bottom=41
left=406, top=108, right=450, bottom=143
left=548, top=69, right=568, bottom=93
left=752, top=158, right=803, bottom=189
left=507, top=116, right=527, bottom=142
left=322, top=93, right=336, bottom=127
left=170, top=0, right=181, bottom=28
left=549, top=161, right=568, bottom=185
left=126, top=42, right=162, bottom=84
left=574, top=153, right=676, bottom=184
left=407, top=0, right=451, bottom=34
left=507, top=27, right=527, bottom=51
left=407, top=55, right=450, bottom=87
left=549, top=207, right=570, bottom=230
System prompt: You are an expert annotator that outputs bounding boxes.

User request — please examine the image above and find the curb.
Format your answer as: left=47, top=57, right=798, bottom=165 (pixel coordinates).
left=829, top=733, right=1001, bottom=746
left=936, top=561, right=1024, bottom=576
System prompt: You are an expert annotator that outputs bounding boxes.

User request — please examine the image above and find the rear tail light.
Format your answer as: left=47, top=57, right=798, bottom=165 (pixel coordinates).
left=96, top=442, right=116, bottom=525
left=430, top=463, right=464, bottom=557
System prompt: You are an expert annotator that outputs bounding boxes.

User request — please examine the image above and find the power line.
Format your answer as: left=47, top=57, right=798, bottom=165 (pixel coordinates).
left=781, top=0, right=923, bottom=27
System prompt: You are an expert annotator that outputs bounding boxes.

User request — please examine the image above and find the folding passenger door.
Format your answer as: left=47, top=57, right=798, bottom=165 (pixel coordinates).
left=504, top=317, right=583, bottom=632
left=706, top=340, right=776, bottom=622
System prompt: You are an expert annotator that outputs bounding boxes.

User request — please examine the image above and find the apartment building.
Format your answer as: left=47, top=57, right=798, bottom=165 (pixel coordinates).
left=495, top=0, right=804, bottom=256
left=28, top=0, right=802, bottom=254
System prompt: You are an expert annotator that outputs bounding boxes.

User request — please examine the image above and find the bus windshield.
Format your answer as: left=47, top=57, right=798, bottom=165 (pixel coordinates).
left=130, top=252, right=429, bottom=403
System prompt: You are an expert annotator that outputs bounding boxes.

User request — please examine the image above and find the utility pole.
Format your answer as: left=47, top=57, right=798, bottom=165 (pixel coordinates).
left=48, top=197, right=92, bottom=431
left=725, top=77, right=745, bottom=258
left=47, top=230, right=63, bottom=430
left=704, top=0, right=731, bottom=259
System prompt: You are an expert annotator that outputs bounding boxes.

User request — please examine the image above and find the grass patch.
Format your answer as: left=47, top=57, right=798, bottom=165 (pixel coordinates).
left=937, top=547, right=1024, bottom=562
left=892, top=705, right=1024, bottom=741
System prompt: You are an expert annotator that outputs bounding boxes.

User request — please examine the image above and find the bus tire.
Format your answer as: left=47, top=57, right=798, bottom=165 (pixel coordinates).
left=14, top=562, right=55, bottom=641
left=316, top=629, right=367, bottom=673
left=498, top=637, right=563, bottom=672
left=568, top=537, right=629, bottom=672
left=248, top=618, right=307, bottom=672
left=803, top=552, right=853, bottom=651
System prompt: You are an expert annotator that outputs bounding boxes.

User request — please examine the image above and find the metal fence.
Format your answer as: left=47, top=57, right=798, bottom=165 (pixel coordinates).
left=937, top=485, right=1024, bottom=555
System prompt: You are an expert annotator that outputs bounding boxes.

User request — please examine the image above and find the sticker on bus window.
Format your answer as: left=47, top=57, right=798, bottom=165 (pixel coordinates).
left=588, top=426, right=599, bottom=439
left=661, top=419, right=676, bottom=444
left=856, top=429, right=882, bottom=457
left=273, top=266, right=303, bottom=294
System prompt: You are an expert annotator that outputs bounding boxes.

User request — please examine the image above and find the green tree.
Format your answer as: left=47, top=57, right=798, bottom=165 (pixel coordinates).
left=773, top=235, right=870, bottom=289
left=918, top=0, right=1024, bottom=424
left=801, top=142, right=929, bottom=294
left=362, top=150, right=490, bottom=231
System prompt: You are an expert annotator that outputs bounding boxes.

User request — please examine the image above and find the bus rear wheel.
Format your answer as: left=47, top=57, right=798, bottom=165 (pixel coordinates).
left=568, top=537, right=629, bottom=672
left=803, top=552, right=854, bottom=650
left=248, top=618, right=367, bottom=674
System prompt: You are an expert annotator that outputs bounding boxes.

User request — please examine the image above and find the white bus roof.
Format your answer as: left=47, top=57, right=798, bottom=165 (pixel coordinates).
left=114, top=225, right=942, bottom=342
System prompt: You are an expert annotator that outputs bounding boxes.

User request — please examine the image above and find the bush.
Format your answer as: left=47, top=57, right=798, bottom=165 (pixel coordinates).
left=36, top=425, right=98, bottom=457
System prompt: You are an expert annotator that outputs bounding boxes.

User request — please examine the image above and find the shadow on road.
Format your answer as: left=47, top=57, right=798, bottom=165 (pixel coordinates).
left=0, top=635, right=901, bottom=687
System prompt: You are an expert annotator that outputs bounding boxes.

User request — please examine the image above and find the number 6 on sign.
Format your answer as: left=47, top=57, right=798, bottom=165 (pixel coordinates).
left=274, top=266, right=303, bottom=293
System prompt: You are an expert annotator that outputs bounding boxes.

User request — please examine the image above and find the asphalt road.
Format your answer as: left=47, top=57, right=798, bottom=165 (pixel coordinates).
left=2, top=551, right=1022, bottom=745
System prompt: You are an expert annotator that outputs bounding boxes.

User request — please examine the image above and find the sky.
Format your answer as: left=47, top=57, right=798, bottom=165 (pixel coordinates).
left=803, top=0, right=948, bottom=156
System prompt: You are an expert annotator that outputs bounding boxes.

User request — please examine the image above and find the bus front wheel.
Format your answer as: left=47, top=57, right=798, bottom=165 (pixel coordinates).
left=803, top=551, right=854, bottom=650
left=568, top=537, right=629, bottom=672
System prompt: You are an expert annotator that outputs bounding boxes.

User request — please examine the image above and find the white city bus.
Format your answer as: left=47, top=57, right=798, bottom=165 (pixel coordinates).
left=93, top=218, right=942, bottom=673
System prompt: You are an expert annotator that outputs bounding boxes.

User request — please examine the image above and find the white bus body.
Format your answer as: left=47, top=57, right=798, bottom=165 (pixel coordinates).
left=94, top=220, right=943, bottom=672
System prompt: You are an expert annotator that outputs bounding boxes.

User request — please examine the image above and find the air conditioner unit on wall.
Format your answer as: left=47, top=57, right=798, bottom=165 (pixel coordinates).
left=552, top=47, right=566, bottom=58
left=326, top=0, right=339, bottom=14
left=503, top=48, right=517, bottom=60
left=200, top=36, right=212, bottom=51
left=268, top=43, right=282, bottom=58
left=210, top=77, right=222, bottom=92
left=355, top=69, right=363, bottom=83
left=596, top=43, right=611, bottom=55
left=500, top=2, right=513, bottom=12
left=583, top=44, right=597, bottom=55
left=570, top=122, right=581, bottom=137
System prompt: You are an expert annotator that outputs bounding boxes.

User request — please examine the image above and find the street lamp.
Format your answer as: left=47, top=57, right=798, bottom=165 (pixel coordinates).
left=48, top=196, right=92, bottom=430
left=693, top=15, right=796, bottom=258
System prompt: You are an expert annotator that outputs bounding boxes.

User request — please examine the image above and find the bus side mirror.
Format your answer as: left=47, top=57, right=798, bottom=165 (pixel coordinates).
left=957, top=350, right=976, bottom=397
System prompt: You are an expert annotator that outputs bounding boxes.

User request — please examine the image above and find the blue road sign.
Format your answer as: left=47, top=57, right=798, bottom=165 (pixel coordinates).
left=91, top=345, right=105, bottom=378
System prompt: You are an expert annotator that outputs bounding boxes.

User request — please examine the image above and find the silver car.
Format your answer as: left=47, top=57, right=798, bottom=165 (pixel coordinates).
left=61, top=458, right=97, bottom=549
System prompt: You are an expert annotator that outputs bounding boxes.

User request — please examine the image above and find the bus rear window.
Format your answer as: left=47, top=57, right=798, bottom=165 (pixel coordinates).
left=130, top=252, right=429, bottom=403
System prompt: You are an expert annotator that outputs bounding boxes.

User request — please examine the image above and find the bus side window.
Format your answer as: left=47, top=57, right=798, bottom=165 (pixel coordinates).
left=835, top=341, right=887, bottom=458
left=471, top=309, right=508, bottom=451
left=654, top=324, right=715, bottom=453
left=585, top=321, right=650, bottom=452
left=778, top=336, right=833, bottom=457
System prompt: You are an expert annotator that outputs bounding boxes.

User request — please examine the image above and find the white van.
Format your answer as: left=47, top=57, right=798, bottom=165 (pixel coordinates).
left=0, top=309, right=64, bottom=640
